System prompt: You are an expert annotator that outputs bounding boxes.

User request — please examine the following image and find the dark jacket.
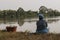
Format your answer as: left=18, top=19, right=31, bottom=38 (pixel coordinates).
left=36, top=19, right=48, bottom=31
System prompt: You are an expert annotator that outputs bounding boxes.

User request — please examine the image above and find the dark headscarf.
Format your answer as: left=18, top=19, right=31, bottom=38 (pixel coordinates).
left=38, top=14, right=44, bottom=20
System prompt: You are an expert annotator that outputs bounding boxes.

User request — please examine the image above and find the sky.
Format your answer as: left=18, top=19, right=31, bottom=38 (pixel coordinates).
left=0, top=0, right=60, bottom=11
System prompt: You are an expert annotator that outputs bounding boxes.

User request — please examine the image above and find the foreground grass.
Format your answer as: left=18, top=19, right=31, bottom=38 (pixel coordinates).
left=0, top=32, right=60, bottom=40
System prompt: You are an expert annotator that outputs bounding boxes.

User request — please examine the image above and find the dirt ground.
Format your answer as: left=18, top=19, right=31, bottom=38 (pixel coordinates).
left=0, top=32, right=60, bottom=40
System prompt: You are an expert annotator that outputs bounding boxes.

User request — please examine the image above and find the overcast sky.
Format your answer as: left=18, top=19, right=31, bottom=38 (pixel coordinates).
left=0, top=0, right=60, bottom=11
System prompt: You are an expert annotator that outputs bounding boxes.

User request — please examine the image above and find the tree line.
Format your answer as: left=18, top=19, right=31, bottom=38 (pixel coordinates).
left=39, top=6, right=60, bottom=17
left=0, top=6, right=60, bottom=20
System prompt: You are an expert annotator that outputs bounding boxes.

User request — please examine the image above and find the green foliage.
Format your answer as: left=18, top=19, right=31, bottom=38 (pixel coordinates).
left=39, top=6, right=60, bottom=17
left=0, top=6, right=60, bottom=20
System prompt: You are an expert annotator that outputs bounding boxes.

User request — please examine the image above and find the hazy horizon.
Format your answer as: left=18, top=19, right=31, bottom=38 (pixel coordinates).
left=0, top=0, right=60, bottom=11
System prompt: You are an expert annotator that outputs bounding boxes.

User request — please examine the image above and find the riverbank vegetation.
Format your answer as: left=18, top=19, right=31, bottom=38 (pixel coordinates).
left=0, top=6, right=60, bottom=20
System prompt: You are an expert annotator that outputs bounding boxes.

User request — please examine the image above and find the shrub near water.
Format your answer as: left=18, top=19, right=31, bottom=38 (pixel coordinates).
left=0, top=32, right=60, bottom=40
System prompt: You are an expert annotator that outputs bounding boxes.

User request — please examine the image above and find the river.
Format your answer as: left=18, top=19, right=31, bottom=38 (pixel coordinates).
left=0, top=17, right=60, bottom=33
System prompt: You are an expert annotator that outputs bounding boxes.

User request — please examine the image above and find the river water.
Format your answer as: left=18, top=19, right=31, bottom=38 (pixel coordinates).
left=0, top=17, right=60, bottom=33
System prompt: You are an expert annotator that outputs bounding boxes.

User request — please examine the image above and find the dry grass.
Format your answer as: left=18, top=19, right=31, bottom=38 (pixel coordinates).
left=0, top=31, right=60, bottom=40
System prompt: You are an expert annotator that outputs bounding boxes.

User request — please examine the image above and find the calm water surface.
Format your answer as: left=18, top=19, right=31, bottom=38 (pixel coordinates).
left=0, top=17, right=60, bottom=33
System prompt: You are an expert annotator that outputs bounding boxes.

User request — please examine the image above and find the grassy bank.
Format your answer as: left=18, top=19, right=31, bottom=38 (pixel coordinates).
left=0, top=32, right=60, bottom=40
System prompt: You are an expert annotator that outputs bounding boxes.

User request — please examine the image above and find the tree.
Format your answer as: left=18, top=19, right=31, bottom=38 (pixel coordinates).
left=39, top=6, right=48, bottom=14
left=17, top=7, right=25, bottom=24
left=17, top=7, right=25, bottom=18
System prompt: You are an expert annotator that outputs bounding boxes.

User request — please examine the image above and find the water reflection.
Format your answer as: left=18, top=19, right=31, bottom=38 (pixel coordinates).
left=19, top=19, right=24, bottom=26
left=24, top=18, right=60, bottom=24
left=0, top=17, right=60, bottom=33
left=19, top=17, right=60, bottom=33
left=47, top=19, right=60, bottom=23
